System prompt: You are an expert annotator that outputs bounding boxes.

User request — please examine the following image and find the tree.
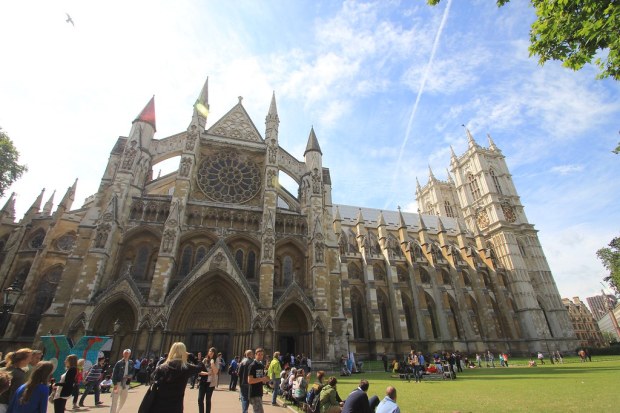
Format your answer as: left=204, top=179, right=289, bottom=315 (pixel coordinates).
left=597, top=237, right=620, bottom=294
left=427, top=0, right=620, bottom=80
left=0, top=128, right=27, bottom=198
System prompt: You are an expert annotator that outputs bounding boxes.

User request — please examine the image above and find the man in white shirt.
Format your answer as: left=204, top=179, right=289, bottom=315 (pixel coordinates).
left=110, top=349, right=134, bottom=413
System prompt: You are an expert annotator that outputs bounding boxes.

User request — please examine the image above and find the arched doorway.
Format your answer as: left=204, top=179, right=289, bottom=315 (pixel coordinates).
left=167, top=272, right=252, bottom=361
left=276, top=303, right=310, bottom=357
left=90, top=299, right=137, bottom=361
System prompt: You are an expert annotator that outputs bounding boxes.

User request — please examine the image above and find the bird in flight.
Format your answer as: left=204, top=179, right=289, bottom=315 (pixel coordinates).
left=66, top=13, right=74, bottom=26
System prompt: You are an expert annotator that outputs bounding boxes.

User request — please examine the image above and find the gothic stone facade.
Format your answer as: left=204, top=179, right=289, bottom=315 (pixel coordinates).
left=0, top=82, right=577, bottom=360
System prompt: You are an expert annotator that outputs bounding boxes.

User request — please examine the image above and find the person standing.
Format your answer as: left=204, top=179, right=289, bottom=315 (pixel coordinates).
left=237, top=350, right=254, bottom=413
left=197, top=348, right=218, bottom=413
left=79, top=358, right=105, bottom=407
left=0, top=349, right=33, bottom=413
left=381, top=354, right=388, bottom=373
left=190, top=352, right=202, bottom=389
left=52, top=355, right=77, bottom=413
left=109, top=349, right=134, bottom=413
left=267, top=351, right=282, bottom=406
left=341, top=379, right=371, bottom=413
left=247, top=348, right=269, bottom=413
left=376, top=386, right=400, bottom=413
left=7, top=361, right=54, bottom=413
left=228, top=356, right=239, bottom=391
left=23, top=351, right=43, bottom=382
left=149, top=342, right=203, bottom=413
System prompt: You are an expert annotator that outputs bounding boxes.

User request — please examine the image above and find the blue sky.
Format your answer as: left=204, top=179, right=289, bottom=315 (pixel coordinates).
left=0, top=0, right=618, bottom=302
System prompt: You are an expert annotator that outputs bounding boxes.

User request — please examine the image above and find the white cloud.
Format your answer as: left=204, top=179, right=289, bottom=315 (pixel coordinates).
left=549, top=164, right=584, bottom=175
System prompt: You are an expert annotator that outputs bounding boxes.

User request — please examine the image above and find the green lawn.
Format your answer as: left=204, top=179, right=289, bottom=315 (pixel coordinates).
left=287, top=356, right=620, bottom=413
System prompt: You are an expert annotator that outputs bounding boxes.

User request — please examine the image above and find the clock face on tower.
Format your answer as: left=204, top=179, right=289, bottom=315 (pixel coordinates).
left=477, top=209, right=490, bottom=228
left=502, top=204, right=516, bottom=223
left=196, top=151, right=261, bottom=204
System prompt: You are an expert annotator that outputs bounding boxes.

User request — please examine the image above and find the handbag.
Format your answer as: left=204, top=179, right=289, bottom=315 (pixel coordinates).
left=137, top=381, right=159, bottom=413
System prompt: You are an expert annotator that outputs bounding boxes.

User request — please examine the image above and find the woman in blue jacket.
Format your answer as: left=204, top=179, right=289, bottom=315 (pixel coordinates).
left=7, top=361, right=54, bottom=413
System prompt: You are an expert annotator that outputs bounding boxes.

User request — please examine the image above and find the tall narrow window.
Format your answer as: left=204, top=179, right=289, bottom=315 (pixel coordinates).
left=444, top=201, right=455, bottom=218
left=134, top=245, right=151, bottom=280
left=195, top=246, right=207, bottom=267
left=235, top=249, right=244, bottom=271
left=467, top=173, right=482, bottom=200
left=179, top=245, right=193, bottom=277
left=22, top=267, right=63, bottom=337
left=490, top=169, right=503, bottom=194
left=283, top=256, right=293, bottom=284
left=246, top=251, right=256, bottom=278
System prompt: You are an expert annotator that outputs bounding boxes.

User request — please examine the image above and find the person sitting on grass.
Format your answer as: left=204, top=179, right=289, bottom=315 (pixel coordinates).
left=528, top=359, right=537, bottom=367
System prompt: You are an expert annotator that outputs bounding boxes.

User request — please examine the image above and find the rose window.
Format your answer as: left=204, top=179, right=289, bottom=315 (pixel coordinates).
left=197, top=152, right=261, bottom=203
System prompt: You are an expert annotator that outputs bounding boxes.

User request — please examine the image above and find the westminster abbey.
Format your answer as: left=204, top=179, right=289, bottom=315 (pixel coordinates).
left=0, top=79, right=577, bottom=361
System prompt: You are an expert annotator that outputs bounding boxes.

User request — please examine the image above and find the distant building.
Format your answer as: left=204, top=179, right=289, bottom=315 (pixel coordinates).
left=586, top=294, right=618, bottom=322
left=562, top=297, right=607, bottom=348
left=597, top=302, right=620, bottom=342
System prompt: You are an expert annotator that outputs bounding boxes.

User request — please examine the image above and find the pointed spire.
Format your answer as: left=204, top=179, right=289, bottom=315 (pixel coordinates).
left=462, top=124, right=477, bottom=148
left=1, top=192, right=16, bottom=220
left=355, top=208, right=365, bottom=226
left=397, top=206, right=407, bottom=230
left=446, top=168, right=454, bottom=184
left=42, top=190, right=56, bottom=216
left=334, top=205, right=342, bottom=222
left=194, top=77, right=210, bottom=118
left=487, top=133, right=498, bottom=151
left=428, top=165, right=436, bottom=182
left=437, top=216, right=446, bottom=233
left=377, top=211, right=386, bottom=227
left=58, top=179, right=77, bottom=211
left=304, top=126, right=323, bottom=156
left=134, top=96, right=156, bottom=131
left=417, top=209, right=427, bottom=230
left=450, top=145, right=458, bottom=162
left=312, top=216, right=323, bottom=238
left=268, top=91, right=278, bottom=119
left=27, top=189, right=45, bottom=216
left=415, top=177, right=422, bottom=194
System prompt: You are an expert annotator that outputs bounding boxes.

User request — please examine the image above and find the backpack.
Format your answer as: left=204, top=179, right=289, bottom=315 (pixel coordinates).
left=306, top=386, right=321, bottom=413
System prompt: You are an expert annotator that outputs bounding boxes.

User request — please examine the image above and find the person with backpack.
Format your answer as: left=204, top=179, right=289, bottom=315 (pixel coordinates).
left=228, top=356, right=240, bottom=391
left=237, top=350, right=254, bottom=413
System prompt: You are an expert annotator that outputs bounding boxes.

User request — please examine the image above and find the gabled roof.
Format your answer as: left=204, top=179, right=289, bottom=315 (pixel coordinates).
left=207, top=97, right=263, bottom=142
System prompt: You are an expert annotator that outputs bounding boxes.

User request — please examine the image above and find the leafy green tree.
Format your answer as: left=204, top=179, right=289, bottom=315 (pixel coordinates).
left=427, top=0, right=620, bottom=80
left=597, top=237, right=620, bottom=294
left=0, top=128, right=27, bottom=198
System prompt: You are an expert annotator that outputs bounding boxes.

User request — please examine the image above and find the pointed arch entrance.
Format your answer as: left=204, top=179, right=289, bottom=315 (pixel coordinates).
left=90, top=298, right=137, bottom=361
left=167, top=271, right=253, bottom=360
left=276, top=303, right=311, bottom=357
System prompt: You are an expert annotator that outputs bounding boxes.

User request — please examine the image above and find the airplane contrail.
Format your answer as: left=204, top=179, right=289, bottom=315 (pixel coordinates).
left=383, top=0, right=452, bottom=210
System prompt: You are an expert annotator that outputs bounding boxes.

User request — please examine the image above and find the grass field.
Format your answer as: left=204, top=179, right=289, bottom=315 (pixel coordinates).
left=285, top=356, right=620, bottom=413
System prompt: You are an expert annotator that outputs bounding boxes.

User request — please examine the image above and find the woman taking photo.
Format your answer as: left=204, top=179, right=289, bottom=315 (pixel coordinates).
left=149, top=342, right=203, bottom=413
left=52, top=355, right=77, bottom=413
left=197, top=348, right=218, bottom=413
left=7, top=361, right=54, bottom=413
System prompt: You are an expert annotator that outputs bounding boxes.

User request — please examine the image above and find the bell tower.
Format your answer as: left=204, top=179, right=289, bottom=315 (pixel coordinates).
left=450, top=128, right=576, bottom=351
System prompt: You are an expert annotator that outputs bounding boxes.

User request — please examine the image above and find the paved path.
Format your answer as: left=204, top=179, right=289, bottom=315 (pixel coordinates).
left=73, top=375, right=293, bottom=413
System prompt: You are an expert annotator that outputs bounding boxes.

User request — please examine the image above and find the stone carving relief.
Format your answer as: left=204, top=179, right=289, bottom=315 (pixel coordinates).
left=267, top=170, right=276, bottom=188
left=121, top=140, right=138, bottom=170
left=162, top=229, right=176, bottom=253
left=94, top=223, right=111, bottom=249
left=311, top=168, right=322, bottom=194
left=209, top=252, right=227, bottom=271
left=268, top=140, right=277, bottom=163
left=210, top=108, right=261, bottom=142
left=179, top=157, right=192, bottom=177
left=263, top=237, right=274, bottom=260
left=186, top=126, right=198, bottom=151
